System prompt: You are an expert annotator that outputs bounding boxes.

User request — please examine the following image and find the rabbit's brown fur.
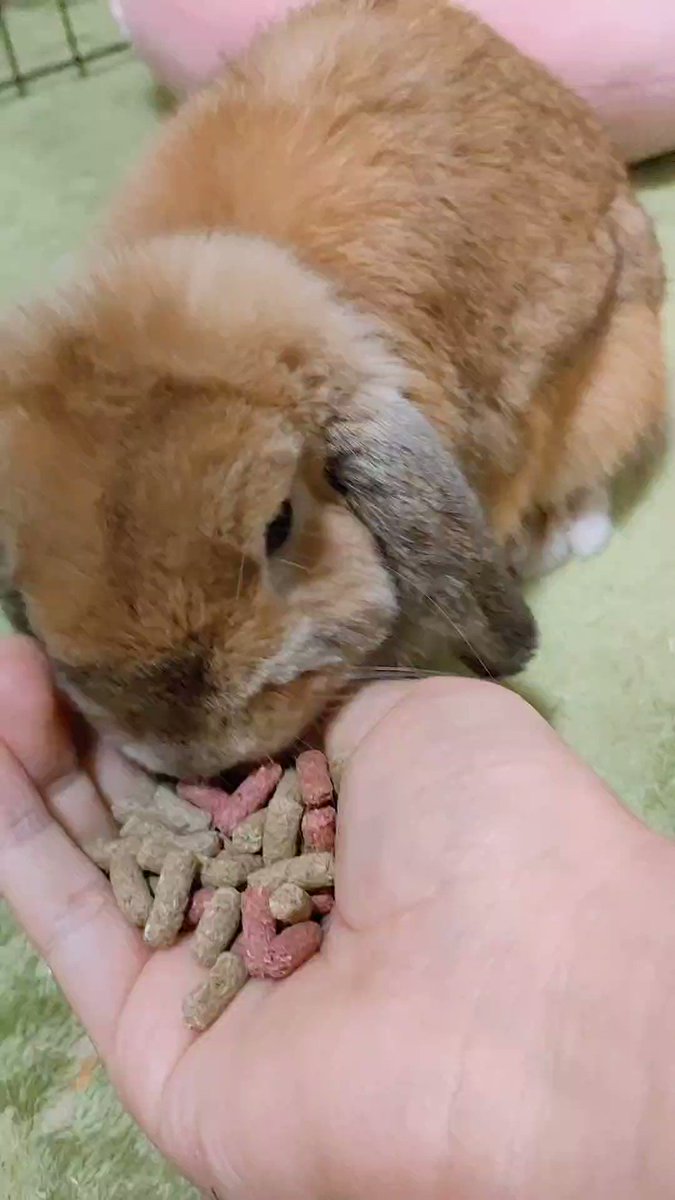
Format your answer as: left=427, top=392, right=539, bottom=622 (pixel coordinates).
left=0, top=0, right=665, bottom=772
left=108, top=0, right=665, bottom=537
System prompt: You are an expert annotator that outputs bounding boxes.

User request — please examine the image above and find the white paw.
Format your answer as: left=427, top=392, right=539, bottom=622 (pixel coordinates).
left=566, top=509, right=613, bottom=559
left=523, top=493, right=613, bottom=579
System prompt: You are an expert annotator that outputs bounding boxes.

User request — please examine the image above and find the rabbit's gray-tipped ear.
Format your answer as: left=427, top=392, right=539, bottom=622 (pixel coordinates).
left=325, top=388, right=537, bottom=678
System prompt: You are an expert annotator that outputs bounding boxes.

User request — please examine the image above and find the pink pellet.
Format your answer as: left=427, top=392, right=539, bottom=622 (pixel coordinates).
left=180, top=764, right=282, bottom=837
left=230, top=763, right=282, bottom=814
left=311, top=890, right=335, bottom=917
left=242, top=886, right=322, bottom=979
left=296, top=750, right=333, bottom=808
left=259, top=922, right=323, bottom=980
left=187, top=887, right=215, bottom=927
left=302, top=806, right=336, bottom=852
left=236, top=767, right=286, bottom=834
left=241, top=887, right=276, bottom=976
left=177, top=782, right=228, bottom=820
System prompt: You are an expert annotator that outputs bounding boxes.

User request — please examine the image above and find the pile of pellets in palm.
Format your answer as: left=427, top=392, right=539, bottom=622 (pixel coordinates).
left=85, top=750, right=337, bottom=1032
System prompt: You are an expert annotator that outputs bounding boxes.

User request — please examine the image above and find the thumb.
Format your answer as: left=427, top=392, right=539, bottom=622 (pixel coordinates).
left=0, top=635, right=76, bottom=788
left=325, top=682, right=414, bottom=781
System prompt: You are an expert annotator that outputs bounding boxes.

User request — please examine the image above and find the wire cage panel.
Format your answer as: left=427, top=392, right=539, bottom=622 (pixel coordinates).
left=0, top=0, right=127, bottom=96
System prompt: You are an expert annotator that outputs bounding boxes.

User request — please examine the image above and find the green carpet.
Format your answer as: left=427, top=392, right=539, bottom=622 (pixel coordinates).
left=0, top=2, right=673, bottom=1196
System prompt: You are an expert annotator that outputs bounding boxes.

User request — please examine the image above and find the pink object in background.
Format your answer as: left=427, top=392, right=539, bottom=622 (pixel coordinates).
left=111, top=0, right=310, bottom=94
left=111, top=0, right=675, bottom=163
left=461, top=0, right=675, bottom=163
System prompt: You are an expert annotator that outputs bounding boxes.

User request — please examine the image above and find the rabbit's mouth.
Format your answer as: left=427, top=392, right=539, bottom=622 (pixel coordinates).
left=117, top=688, right=341, bottom=786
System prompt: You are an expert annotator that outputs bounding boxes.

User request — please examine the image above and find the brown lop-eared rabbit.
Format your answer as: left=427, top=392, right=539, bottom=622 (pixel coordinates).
left=0, top=0, right=666, bottom=775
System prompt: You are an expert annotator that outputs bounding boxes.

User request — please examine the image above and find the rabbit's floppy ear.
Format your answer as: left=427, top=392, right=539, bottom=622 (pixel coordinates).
left=325, top=387, right=537, bottom=677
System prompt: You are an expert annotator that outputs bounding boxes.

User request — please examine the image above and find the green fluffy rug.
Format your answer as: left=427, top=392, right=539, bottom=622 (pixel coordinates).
left=0, top=2, right=673, bottom=1195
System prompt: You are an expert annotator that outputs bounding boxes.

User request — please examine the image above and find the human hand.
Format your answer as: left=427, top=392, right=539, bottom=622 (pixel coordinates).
left=1, top=634, right=674, bottom=1200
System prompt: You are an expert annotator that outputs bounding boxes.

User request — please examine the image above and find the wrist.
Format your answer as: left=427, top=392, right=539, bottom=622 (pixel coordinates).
left=530, top=833, right=675, bottom=1198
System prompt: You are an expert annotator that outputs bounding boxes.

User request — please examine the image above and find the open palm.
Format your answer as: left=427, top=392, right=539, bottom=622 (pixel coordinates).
left=0, top=635, right=670, bottom=1200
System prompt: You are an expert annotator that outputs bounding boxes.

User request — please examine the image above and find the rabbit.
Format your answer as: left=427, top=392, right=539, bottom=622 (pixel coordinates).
left=0, top=0, right=665, bottom=776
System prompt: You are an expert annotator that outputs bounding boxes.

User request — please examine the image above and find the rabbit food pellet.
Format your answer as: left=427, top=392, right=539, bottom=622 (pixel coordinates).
left=180, top=762, right=283, bottom=837
left=247, top=850, right=334, bottom=892
left=311, top=890, right=335, bottom=917
left=193, top=886, right=241, bottom=967
left=87, top=751, right=338, bottom=1031
left=302, top=805, right=337, bottom=852
left=230, top=809, right=266, bottom=855
left=242, top=886, right=323, bottom=980
left=144, top=849, right=198, bottom=949
left=108, top=842, right=152, bottom=928
left=200, top=851, right=262, bottom=889
left=183, top=952, right=249, bottom=1033
left=187, top=887, right=215, bottom=927
left=296, top=750, right=334, bottom=808
left=119, top=814, right=221, bottom=858
left=152, top=784, right=213, bottom=834
left=262, top=769, right=303, bottom=865
left=269, top=882, right=313, bottom=924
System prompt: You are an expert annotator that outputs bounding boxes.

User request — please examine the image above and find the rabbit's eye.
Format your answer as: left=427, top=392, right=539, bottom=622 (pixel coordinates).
left=265, top=500, right=293, bottom=555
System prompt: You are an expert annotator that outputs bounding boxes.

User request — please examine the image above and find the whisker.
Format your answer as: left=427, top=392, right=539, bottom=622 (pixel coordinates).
left=353, top=671, right=452, bottom=684
left=235, top=552, right=246, bottom=604
left=293, top=735, right=315, bottom=753
left=379, top=560, right=495, bottom=681
left=353, top=665, right=453, bottom=680
left=276, top=557, right=310, bottom=574
left=424, top=593, right=493, bottom=680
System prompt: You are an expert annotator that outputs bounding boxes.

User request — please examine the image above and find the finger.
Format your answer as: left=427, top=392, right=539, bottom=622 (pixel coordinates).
left=0, top=636, right=75, bottom=785
left=0, top=637, right=116, bottom=844
left=0, top=741, right=147, bottom=1054
left=325, top=682, right=413, bottom=776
